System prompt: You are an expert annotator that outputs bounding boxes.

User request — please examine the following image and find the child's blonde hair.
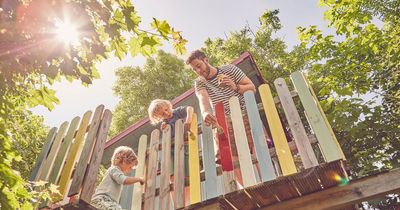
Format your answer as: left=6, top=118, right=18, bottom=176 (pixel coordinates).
left=148, top=99, right=172, bottom=125
left=111, top=146, right=137, bottom=166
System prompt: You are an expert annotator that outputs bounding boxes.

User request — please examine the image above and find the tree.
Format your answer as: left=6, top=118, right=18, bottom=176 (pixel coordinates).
left=0, top=0, right=186, bottom=208
left=297, top=0, right=399, bottom=207
left=110, top=50, right=195, bottom=137
left=203, top=10, right=309, bottom=84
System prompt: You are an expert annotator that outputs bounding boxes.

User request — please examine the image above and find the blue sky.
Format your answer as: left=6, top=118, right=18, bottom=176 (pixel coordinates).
left=32, top=0, right=332, bottom=127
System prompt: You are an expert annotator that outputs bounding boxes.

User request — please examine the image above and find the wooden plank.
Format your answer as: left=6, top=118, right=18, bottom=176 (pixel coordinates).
left=221, top=171, right=238, bottom=194
left=224, top=189, right=258, bottom=210
left=265, top=176, right=300, bottom=202
left=229, top=96, right=257, bottom=187
left=143, top=129, right=160, bottom=210
left=215, top=102, right=234, bottom=172
left=274, top=78, right=318, bottom=169
left=201, top=122, right=219, bottom=200
left=244, top=91, right=276, bottom=182
left=188, top=113, right=201, bottom=204
left=132, top=135, right=148, bottom=210
left=303, top=72, right=346, bottom=160
left=57, top=111, right=92, bottom=198
left=80, top=109, right=112, bottom=202
left=38, top=121, right=69, bottom=181
left=68, top=105, right=105, bottom=196
left=160, top=124, right=172, bottom=210
left=259, top=84, right=297, bottom=175
left=173, top=120, right=185, bottom=209
left=288, top=167, right=322, bottom=196
left=246, top=182, right=279, bottom=207
left=260, top=168, right=400, bottom=210
left=29, top=127, right=58, bottom=181
left=48, top=117, right=81, bottom=185
left=291, top=71, right=343, bottom=162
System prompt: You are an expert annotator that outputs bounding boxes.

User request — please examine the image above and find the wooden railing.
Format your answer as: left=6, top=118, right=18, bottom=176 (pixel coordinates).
left=119, top=71, right=346, bottom=210
left=29, top=105, right=112, bottom=208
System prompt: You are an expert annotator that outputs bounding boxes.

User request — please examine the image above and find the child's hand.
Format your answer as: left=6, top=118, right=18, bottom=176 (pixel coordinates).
left=138, top=177, right=145, bottom=185
left=160, top=122, right=168, bottom=130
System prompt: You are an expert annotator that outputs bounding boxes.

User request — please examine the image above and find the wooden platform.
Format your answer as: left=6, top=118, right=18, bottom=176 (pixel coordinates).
left=183, top=160, right=348, bottom=210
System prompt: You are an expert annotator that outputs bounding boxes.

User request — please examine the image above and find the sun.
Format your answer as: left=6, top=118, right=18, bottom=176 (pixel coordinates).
left=54, top=19, right=79, bottom=46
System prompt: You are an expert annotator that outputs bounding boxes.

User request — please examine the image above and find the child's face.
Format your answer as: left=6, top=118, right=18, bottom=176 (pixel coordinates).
left=120, top=159, right=138, bottom=174
left=156, top=105, right=173, bottom=120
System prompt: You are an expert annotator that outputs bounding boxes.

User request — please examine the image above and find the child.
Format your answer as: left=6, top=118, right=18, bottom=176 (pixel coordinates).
left=148, top=99, right=193, bottom=132
left=91, top=146, right=145, bottom=210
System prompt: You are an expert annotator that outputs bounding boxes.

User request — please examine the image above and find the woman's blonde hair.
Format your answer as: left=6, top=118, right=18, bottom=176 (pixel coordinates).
left=148, top=99, right=172, bottom=125
left=111, top=146, right=137, bottom=166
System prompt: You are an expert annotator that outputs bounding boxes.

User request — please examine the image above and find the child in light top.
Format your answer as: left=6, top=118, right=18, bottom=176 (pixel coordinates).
left=91, top=146, right=144, bottom=210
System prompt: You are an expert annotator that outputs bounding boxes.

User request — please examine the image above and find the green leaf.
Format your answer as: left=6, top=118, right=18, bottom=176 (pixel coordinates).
left=151, top=18, right=171, bottom=39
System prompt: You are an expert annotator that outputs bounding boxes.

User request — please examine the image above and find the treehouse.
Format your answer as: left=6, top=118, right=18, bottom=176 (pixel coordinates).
left=30, top=52, right=400, bottom=210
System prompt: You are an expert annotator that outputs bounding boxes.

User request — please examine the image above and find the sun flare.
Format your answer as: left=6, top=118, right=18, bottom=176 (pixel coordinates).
left=54, top=19, right=79, bottom=46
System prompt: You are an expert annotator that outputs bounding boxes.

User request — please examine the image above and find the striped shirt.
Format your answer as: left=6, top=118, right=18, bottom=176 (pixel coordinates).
left=195, top=64, right=246, bottom=115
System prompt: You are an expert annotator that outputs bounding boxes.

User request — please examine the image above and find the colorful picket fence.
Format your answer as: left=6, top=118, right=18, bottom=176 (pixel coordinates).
left=29, top=105, right=112, bottom=208
left=120, top=71, right=346, bottom=209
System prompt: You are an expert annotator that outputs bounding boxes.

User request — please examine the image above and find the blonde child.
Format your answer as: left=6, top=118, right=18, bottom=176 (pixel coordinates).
left=91, top=146, right=145, bottom=210
left=148, top=99, right=193, bottom=132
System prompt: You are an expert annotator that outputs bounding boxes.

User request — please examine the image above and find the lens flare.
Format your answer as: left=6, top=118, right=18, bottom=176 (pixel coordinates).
left=54, top=19, right=79, bottom=46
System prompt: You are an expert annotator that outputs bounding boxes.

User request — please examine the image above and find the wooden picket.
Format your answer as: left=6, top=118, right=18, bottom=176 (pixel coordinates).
left=57, top=111, right=92, bottom=198
left=68, top=105, right=105, bottom=196
left=131, top=135, right=148, bottom=210
left=143, top=129, right=160, bottom=210
left=173, top=120, right=185, bottom=209
left=38, top=121, right=69, bottom=182
left=291, top=71, right=343, bottom=162
left=229, top=96, right=257, bottom=187
left=274, top=78, right=318, bottom=168
left=160, top=125, right=172, bottom=210
left=244, top=91, right=276, bottom=182
left=29, top=127, right=57, bottom=182
left=259, top=84, right=297, bottom=175
left=48, top=117, right=80, bottom=185
left=188, top=114, right=201, bottom=204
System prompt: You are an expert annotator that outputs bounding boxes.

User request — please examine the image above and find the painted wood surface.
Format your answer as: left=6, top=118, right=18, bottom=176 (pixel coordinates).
left=80, top=109, right=112, bottom=202
left=188, top=113, right=201, bottom=204
left=302, top=72, right=346, bottom=160
left=57, top=111, right=92, bottom=198
left=131, top=135, right=148, bottom=210
left=38, top=121, right=69, bottom=181
left=201, top=122, right=219, bottom=200
left=229, top=96, right=256, bottom=187
left=160, top=125, right=172, bottom=210
left=173, top=120, right=185, bottom=209
left=290, top=71, right=343, bottom=162
left=215, top=102, right=234, bottom=171
left=29, top=127, right=57, bottom=181
left=259, top=84, right=297, bottom=175
left=68, top=105, right=104, bottom=196
left=274, top=78, right=318, bottom=168
left=144, top=129, right=160, bottom=210
left=48, top=117, right=80, bottom=184
left=244, top=91, right=276, bottom=182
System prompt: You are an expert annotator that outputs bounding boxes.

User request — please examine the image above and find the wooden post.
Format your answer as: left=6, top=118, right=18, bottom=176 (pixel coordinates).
left=259, top=84, right=297, bottom=175
left=274, top=78, right=318, bottom=168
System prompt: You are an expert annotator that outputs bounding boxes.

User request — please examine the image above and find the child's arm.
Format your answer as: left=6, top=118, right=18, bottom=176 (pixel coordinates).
left=184, top=106, right=194, bottom=130
left=123, top=176, right=145, bottom=185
